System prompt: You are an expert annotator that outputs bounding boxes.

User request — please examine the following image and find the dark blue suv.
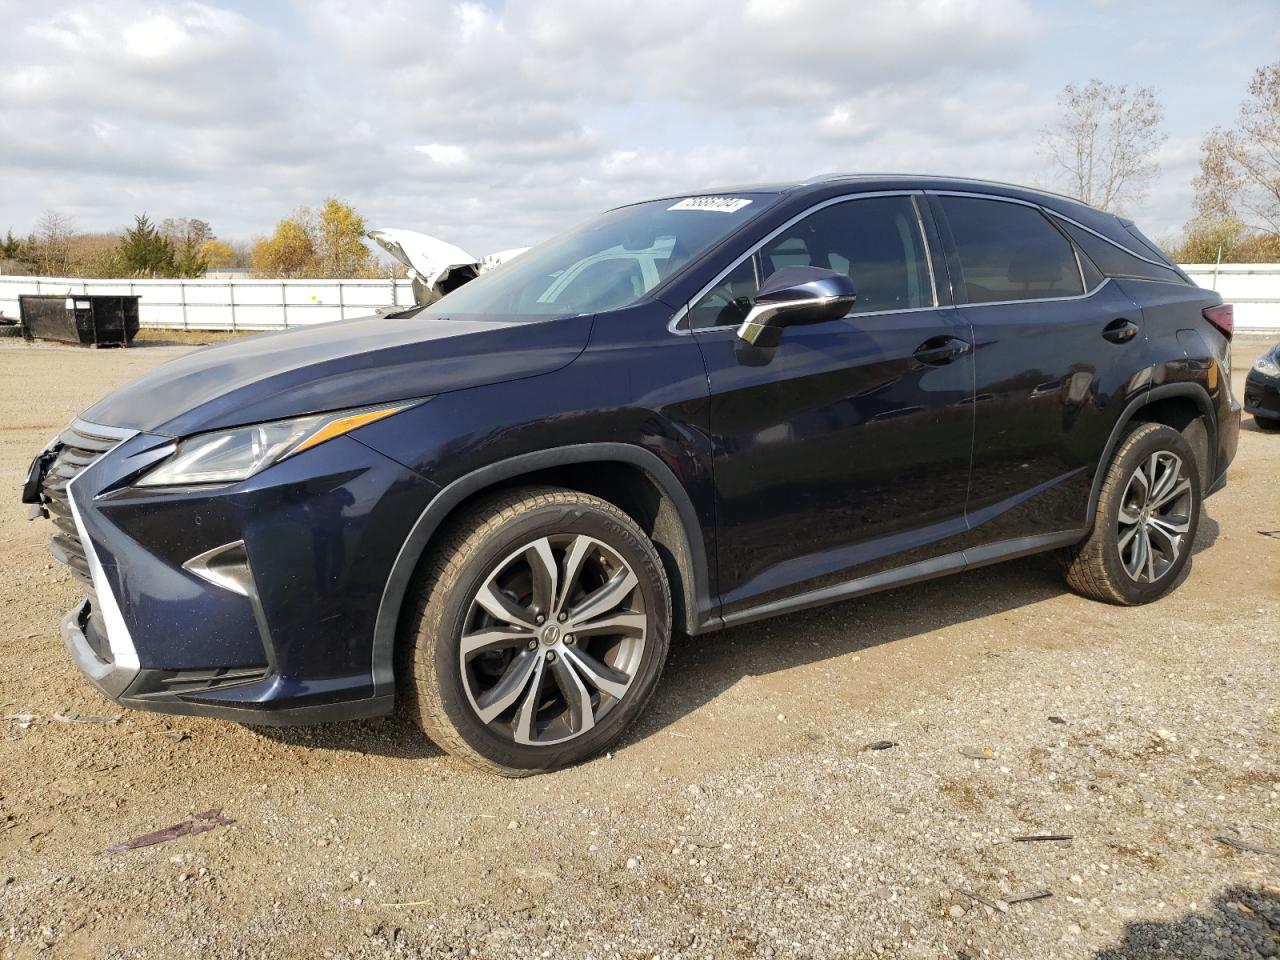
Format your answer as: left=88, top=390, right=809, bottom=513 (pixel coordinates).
left=24, top=175, right=1240, bottom=775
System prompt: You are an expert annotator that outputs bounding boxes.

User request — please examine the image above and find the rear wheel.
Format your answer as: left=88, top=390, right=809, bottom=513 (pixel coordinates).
left=400, top=486, right=671, bottom=776
left=1063, top=422, right=1201, bottom=605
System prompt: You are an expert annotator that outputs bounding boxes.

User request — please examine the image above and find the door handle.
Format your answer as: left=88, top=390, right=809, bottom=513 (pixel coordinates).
left=913, top=335, right=971, bottom=366
left=1102, top=317, right=1139, bottom=344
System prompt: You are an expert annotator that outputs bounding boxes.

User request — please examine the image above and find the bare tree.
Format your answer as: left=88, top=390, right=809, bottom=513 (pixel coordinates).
left=1192, top=62, right=1280, bottom=238
left=160, top=218, right=214, bottom=248
left=33, top=211, right=74, bottom=276
left=1040, top=80, right=1166, bottom=213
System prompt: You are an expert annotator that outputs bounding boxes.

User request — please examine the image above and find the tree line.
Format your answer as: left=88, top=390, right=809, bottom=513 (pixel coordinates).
left=1, top=197, right=384, bottom=280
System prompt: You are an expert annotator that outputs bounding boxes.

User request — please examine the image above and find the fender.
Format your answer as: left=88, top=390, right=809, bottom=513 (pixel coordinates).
left=369, top=442, right=716, bottom=699
left=1086, top=381, right=1218, bottom=520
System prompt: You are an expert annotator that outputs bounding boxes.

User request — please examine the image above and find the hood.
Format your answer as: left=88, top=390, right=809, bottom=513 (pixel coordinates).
left=82, top=311, right=593, bottom=436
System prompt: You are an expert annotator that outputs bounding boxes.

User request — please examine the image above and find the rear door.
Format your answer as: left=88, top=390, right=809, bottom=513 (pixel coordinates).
left=689, top=193, right=976, bottom=621
left=928, top=192, right=1145, bottom=546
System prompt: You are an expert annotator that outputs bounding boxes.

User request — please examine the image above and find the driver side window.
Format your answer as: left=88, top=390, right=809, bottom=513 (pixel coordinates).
left=688, top=194, right=935, bottom=330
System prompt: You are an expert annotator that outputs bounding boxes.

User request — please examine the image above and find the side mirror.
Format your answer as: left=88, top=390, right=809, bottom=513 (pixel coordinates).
left=736, top=266, right=857, bottom=347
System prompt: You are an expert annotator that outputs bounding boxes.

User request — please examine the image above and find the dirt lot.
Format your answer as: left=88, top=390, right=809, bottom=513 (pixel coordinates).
left=0, top=335, right=1277, bottom=960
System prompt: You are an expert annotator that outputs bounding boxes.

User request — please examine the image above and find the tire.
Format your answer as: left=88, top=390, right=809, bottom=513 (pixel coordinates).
left=1255, top=414, right=1280, bottom=432
left=399, top=486, right=671, bottom=776
left=1063, top=422, right=1201, bottom=606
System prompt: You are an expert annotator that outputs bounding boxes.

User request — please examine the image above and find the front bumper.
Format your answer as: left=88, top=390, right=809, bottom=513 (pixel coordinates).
left=60, top=598, right=394, bottom=724
left=34, top=418, right=438, bottom=725
left=1245, top=370, right=1280, bottom=420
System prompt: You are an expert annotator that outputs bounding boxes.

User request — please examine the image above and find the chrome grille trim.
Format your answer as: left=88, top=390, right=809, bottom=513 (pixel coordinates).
left=42, top=420, right=133, bottom=587
left=42, top=419, right=140, bottom=671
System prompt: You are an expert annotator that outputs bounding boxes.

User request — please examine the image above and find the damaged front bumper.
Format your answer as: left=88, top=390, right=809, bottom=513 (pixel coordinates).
left=29, top=417, right=438, bottom=726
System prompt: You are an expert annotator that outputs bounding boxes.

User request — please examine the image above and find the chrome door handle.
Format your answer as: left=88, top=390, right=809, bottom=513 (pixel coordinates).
left=1102, top=318, right=1140, bottom=344
left=913, top=336, right=971, bottom=366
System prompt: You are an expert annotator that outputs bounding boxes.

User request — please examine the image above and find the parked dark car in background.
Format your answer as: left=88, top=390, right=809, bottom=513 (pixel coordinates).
left=23, top=175, right=1240, bottom=776
left=1245, top=341, right=1280, bottom=430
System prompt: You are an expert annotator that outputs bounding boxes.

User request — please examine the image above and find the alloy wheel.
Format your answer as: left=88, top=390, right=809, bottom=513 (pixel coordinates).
left=459, top=534, right=648, bottom=746
left=1116, top=450, right=1192, bottom=584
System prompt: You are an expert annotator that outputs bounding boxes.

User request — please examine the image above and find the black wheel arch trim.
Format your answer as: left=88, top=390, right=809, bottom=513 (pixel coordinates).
left=370, top=442, right=716, bottom=700
left=1087, top=381, right=1218, bottom=521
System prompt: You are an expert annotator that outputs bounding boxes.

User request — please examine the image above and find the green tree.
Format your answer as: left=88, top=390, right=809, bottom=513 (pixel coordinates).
left=1, top=229, right=22, bottom=260
left=172, top=236, right=209, bottom=278
left=117, top=215, right=176, bottom=278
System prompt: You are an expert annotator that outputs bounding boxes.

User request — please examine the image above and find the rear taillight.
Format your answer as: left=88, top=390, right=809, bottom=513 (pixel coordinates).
left=1203, top=303, right=1234, bottom=339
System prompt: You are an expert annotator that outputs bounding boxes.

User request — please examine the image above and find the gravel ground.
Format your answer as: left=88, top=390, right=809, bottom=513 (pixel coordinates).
left=0, top=334, right=1277, bottom=960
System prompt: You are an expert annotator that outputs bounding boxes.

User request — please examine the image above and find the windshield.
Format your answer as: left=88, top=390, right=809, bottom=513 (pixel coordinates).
left=422, top=194, right=777, bottom=318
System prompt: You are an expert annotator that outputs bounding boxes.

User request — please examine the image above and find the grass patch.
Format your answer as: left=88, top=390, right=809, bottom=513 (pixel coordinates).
left=133, top=328, right=264, bottom=345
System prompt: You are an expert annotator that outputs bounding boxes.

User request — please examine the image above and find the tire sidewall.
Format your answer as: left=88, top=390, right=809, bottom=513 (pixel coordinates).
left=431, top=499, right=670, bottom=773
left=1097, top=424, right=1201, bottom=604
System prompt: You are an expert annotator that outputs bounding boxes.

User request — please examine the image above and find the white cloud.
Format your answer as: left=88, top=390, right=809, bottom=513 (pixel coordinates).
left=414, top=144, right=470, bottom=166
left=0, top=0, right=1272, bottom=253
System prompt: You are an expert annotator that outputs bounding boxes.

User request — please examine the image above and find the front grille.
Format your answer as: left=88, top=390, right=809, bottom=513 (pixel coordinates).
left=40, top=423, right=123, bottom=586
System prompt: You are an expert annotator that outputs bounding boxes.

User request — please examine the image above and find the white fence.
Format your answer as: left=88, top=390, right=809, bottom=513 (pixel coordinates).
left=1, top=265, right=1279, bottom=331
left=0, top=275, right=413, bottom=330
left=1179, top=264, right=1280, bottom=331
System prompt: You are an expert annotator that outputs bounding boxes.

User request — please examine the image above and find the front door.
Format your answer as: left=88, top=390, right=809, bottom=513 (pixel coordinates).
left=689, top=193, right=975, bottom=621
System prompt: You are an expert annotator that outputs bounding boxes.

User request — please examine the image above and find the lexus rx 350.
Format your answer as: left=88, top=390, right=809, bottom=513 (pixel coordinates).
left=24, top=175, right=1240, bottom=776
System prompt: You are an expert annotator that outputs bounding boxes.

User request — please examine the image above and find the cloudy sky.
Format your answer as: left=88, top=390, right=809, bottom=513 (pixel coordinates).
left=1, top=0, right=1277, bottom=255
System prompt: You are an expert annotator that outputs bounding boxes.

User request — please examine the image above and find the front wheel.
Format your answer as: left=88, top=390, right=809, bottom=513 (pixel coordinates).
left=1063, top=422, right=1201, bottom=605
left=399, top=486, right=671, bottom=776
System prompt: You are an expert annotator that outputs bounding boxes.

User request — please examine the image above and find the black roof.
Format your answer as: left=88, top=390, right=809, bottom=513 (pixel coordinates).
left=664, top=173, right=1134, bottom=244
left=684, top=173, right=1079, bottom=207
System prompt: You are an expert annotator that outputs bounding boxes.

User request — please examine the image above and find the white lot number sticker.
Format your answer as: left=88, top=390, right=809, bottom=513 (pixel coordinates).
left=668, top=196, right=753, bottom=213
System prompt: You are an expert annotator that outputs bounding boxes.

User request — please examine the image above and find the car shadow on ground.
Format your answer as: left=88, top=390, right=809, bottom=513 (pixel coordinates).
left=257, top=509, right=1222, bottom=763
left=1091, top=884, right=1279, bottom=958
left=1241, top=415, right=1280, bottom=435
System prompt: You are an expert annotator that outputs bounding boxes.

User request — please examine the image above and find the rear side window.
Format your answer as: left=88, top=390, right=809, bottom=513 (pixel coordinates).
left=1051, top=216, right=1186, bottom=284
left=939, top=196, right=1084, bottom=304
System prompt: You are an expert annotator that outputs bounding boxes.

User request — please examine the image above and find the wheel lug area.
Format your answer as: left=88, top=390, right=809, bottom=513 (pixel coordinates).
left=545, top=650, right=556, bottom=663
left=565, top=635, right=575, bottom=646
left=535, top=614, right=545, bottom=625
left=558, top=612, right=568, bottom=622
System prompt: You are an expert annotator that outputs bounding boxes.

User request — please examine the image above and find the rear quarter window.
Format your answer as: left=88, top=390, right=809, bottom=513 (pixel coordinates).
left=1051, top=216, right=1186, bottom=285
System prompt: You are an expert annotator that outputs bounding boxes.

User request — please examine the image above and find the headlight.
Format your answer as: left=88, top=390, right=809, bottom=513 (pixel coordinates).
left=1254, top=352, right=1280, bottom=378
left=136, top=402, right=412, bottom=487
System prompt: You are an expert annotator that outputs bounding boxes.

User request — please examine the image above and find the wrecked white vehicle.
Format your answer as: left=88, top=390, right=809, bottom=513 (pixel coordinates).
left=368, top=228, right=527, bottom=306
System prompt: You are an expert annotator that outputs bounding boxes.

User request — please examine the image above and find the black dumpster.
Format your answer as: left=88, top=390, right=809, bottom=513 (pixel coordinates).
left=20, top=294, right=140, bottom=347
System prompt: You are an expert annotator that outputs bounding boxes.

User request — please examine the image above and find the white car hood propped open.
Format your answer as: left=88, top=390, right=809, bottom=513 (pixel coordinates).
left=368, top=228, right=528, bottom=305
